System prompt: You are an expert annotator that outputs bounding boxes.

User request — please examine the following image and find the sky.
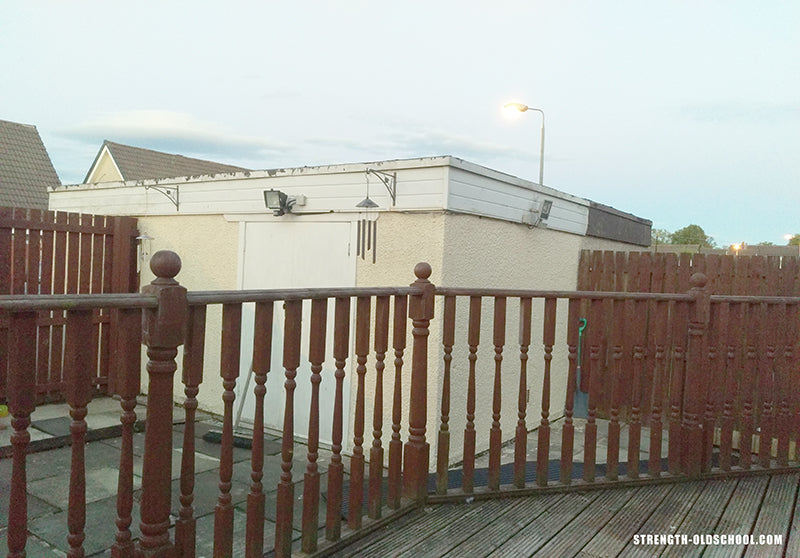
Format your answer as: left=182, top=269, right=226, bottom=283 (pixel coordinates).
left=2, top=1, right=798, bottom=247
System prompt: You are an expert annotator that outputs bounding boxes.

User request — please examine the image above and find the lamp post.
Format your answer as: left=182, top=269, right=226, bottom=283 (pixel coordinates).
left=504, top=102, right=545, bottom=185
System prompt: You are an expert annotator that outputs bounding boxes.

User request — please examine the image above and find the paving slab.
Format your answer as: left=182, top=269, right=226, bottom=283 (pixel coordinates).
left=27, top=495, right=142, bottom=556
left=0, top=478, right=59, bottom=527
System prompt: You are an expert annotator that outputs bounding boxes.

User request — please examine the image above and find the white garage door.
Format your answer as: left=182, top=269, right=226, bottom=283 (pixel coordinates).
left=237, top=221, right=355, bottom=444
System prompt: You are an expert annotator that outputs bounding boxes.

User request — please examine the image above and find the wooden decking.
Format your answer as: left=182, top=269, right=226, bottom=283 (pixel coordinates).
left=330, top=472, right=800, bottom=557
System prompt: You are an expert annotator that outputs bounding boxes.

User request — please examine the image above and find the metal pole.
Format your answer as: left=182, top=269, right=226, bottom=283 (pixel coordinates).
left=539, top=114, right=545, bottom=185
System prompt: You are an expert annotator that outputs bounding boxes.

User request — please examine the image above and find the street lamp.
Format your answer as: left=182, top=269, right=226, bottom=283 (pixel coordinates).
left=504, top=102, right=545, bottom=185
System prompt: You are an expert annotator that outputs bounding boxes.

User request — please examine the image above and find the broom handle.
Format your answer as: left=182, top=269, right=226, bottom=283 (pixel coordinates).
left=233, top=362, right=254, bottom=432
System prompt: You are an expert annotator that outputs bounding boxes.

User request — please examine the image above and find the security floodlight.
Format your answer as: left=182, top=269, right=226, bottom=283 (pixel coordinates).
left=263, top=189, right=294, bottom=216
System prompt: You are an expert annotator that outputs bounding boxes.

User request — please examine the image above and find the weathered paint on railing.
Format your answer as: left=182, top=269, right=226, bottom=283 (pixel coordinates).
left=5, top=249, right=800, bottom=558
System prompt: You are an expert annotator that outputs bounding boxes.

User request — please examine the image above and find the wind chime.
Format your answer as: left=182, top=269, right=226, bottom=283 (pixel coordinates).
left=356, top=168, right=397, bottom=264
left=356, top=172, right=379, bottom=263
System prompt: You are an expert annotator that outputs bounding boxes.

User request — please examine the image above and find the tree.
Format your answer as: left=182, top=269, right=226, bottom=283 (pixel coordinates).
left=671, top=224, right=716, bottom=248
left=650, top=228, right=673, bottom=245
left=787, top=234, right=800, bottom=246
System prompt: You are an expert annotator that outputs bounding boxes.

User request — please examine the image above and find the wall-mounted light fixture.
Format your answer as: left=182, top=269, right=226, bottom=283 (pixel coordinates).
left=540, top=199, right=553, bottom=220
left=263, top=189, right=303, bottom=216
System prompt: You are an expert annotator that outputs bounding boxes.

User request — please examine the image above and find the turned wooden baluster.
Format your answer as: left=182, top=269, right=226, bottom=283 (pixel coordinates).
left=274, top=299, right=303, bottom=557
left=560, top=299, right=580, bottom=485
left=302, top=298, right=327, bottom=552
left=648, top=299, right=668, bottom=477
left=174, top=305, right=206, bottom=558
left=487, top=296, right=506, bottom=491
left=64, top=309, right=94, bottom=557
left=702, top=300, right=723, bottom=473
left=788, top=302, right=800, bottom=465
left=740, top=301, right=758, bottom=469
left=387, top=295, right=407, bottom=509
left=627, top=300, right=645, bottom=480
left=213, top=303, right=242, bottom=558
left=719, top=302, right=738, bottom=471
left=775, top=302, right=792, bottom=466
left=462, top=296, right=481, bottom=494
left=606, top=299, right=624, bottom=481
left=667, top=297, right=688, bottom=475
left=245, top=301, right=272, bottom=558
left=683, top=273, right=709, bottom=478
left=326, top=297, right=351, bottom=540
left=536, top=297, right=556, bottom=487
left=403, top=263, right=434, bottom=502
left=369, top=296, right=390, bottom=517
left=137, top=251, right=187, bottom=557
left=583, top=298, right=603, bottom=483
left=111, top=308, right=143, bottom=558
left=515, top=297, right=532, bottom=488
left=758, top=301, right=776, bottom=469
left=6, top=310, right=37, bottom=558
left=436, top=295, right=456, bottom=494
left=348, top=296, right=371, bottom=529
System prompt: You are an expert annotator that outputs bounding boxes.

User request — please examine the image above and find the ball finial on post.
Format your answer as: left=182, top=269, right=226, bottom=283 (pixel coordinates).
left=414, top=262, right=432, bottom=281
left=149, top=250, right=182, bottom=285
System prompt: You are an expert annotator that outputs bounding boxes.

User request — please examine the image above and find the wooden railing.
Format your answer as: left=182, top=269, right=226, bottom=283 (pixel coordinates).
left=3, top=251, right=799, bottom=557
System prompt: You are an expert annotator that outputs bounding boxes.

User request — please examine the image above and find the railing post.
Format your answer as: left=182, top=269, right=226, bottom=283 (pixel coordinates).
left=403, top=262, right=435, bottom=502
left=683, top=272, right=710, bottom=478
left=136, top=251, right=187, bottom=558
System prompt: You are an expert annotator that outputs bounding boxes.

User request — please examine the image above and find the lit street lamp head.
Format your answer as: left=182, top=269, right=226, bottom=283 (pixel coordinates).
left=504, top=102, right=530, bottom=113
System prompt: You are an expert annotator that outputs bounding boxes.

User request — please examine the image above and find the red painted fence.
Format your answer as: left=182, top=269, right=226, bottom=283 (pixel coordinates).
left=0, top=207, right=139, bottom=402
left=3, top=250, right=799, bottom=557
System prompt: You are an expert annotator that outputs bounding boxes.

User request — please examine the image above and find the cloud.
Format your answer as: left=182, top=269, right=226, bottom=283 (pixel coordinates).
left=679, top=102, right=800, bottom=125
left=61, top=110, right=291, bottom=162
left=303, top=128, right=535, bottom=164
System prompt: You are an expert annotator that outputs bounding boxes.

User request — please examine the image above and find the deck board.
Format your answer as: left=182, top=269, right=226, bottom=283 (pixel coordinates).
left=492, top=490, right=608, bottom=557
left=330, top=473, right=800, bottom=558
left=617, top=480, right=707, bottom=557
left=664, top=478, right=740, bottom=558
left=440, top=493, right=566, bottom=557
left=529, top=488, right=636, bottom=557
left=784, top=475, right=800, bottom=558
left=742, top=473, right=798, bottom=558
left=394, top=498, right=524, bottom=557
left=576, top=484, right=673, bottom=557
left=702, top=475, right=769, bottom=558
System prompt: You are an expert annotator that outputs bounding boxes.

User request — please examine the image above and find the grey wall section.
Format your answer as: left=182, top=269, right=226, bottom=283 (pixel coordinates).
left=586, top=201, right=652, bottom=246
